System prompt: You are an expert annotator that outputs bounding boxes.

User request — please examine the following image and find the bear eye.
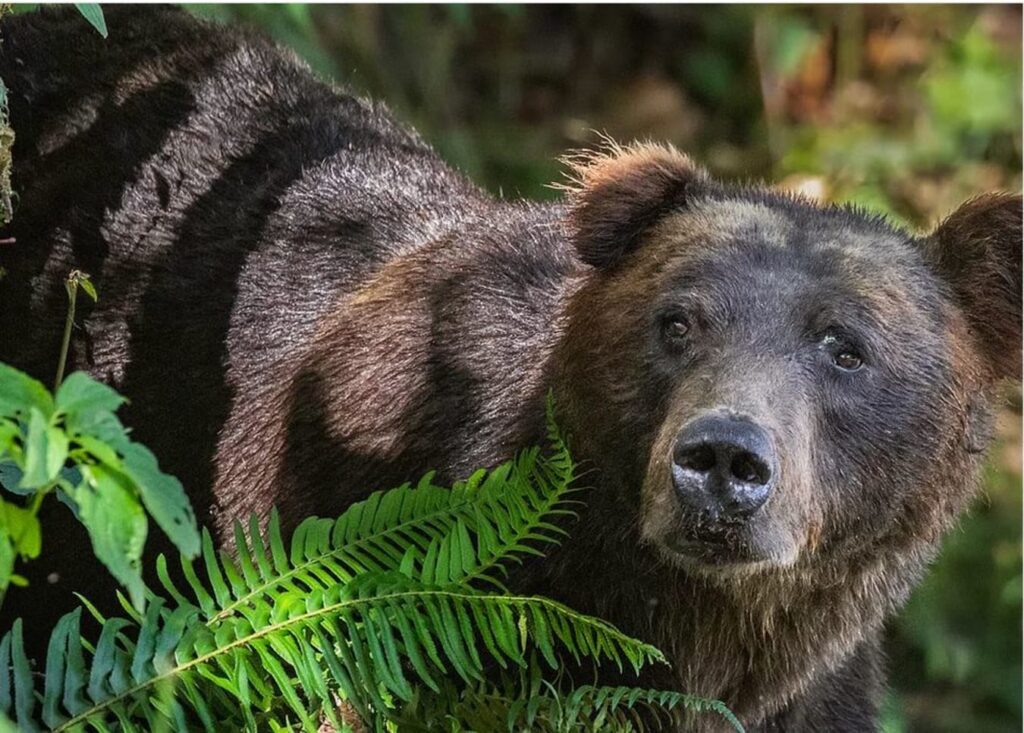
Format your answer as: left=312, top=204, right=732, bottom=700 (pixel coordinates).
left=833, top=351, right=863, bottom=371
left=821, top=333, right=865, bottom=372
left=659, top=313, right=691, bottom=345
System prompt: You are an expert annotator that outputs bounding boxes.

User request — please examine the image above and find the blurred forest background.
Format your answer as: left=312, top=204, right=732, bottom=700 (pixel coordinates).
left=190, top=5, right=1018, bottom=732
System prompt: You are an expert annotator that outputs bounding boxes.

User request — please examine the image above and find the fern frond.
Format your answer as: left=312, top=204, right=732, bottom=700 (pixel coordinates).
left=409, top=665, right=744, bottom=733
left=555, top=684, right=743, bottom=732
left=206, top=418, right=575, bottom=623
left=3, top=573, right=665, bottom=732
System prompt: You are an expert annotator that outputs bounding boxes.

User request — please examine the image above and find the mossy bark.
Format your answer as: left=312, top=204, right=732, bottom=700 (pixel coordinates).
left=0, top=3, right=13, bottom=226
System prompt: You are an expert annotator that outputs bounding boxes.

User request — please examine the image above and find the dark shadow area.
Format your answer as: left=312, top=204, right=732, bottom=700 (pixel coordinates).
left=121, top=118, right=342, bottom=549
left=0, top=79, right=199, bottom=373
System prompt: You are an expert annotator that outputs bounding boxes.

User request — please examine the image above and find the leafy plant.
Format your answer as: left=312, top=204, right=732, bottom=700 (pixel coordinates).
left=0, top=262, right=199, bottom=607
left=0, top=359, right=199, bottom=607
left=0, top=409, right=741, bottom=732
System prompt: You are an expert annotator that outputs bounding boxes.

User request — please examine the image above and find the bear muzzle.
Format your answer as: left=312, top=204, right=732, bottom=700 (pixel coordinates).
left=671, top=413, right=777, bottom=521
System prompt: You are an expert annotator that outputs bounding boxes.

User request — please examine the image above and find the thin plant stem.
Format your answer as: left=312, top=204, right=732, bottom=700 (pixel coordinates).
left=54, top=273, right=79, bottom=391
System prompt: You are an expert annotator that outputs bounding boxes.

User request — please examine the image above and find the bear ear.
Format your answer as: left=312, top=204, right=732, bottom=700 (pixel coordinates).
left=925, top=192, right=1022, bottom=382
left=561, top=141, right=708, bottom=269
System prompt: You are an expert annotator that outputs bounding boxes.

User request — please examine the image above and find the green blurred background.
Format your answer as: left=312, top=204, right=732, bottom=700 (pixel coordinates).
left=185, top=5, right=1019, bottom=731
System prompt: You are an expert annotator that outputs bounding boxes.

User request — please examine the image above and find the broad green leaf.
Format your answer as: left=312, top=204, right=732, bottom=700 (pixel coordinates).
left=74, top=3, right=107, bottom=38
left=0, top=527, right=13, bottom=591
left=55, top=372, right=125, bottom=418
left=0, top=420, right=16, bottom=453
left=74, top=466, right=147, bottom=610
left=0, top=364, right=53, bottom=419
left=71, top=434, right=122, bottom=472
left=9, top=622, right=37, bottom=731
left=121, top=443, right=199, bottom=557
left=0, top=462, right=25, bottom=495
left=19, top=409, right=68, bottom=489
left=64, top=409, right=129, bottom=451
left=0, top=500, right=41, bottom=560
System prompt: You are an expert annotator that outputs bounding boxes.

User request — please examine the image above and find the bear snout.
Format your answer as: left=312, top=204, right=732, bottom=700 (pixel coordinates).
left=671, top=413, right=776, bottom=524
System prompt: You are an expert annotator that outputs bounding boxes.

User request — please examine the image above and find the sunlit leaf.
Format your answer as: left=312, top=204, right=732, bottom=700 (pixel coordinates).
left=74, top=465, right=148, bottom=610
left=73, top=3, right=107, bottom=38
left=55, top=372, right=125, bottom=419
left=19, top=409, right=68, bottom=489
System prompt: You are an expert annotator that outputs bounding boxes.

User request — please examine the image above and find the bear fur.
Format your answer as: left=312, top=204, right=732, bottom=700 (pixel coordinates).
left=0, top=7, right=1020, bottom=731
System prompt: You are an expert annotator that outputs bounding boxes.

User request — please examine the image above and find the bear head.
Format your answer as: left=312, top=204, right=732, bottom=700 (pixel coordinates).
left=555, top=142, right=1021, bottom=582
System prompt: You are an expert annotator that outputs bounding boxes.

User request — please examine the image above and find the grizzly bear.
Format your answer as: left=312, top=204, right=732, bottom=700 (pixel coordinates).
left=0, top=6, right=1020, bottom=731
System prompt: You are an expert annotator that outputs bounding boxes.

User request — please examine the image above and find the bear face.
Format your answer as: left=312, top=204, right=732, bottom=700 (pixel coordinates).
left=555, top=143, right=1021, bottom=585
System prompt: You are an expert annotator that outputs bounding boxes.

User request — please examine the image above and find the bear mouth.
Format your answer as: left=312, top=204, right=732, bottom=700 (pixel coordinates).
left=666, top=533, right=764, bottom=566
left=641, top=456, right=799, bottom=570
left=660, top=519, right=788, bottom=569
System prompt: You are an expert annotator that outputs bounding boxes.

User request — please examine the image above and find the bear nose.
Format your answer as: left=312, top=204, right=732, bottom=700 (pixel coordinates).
left=671, top=415, right=775, bottom=521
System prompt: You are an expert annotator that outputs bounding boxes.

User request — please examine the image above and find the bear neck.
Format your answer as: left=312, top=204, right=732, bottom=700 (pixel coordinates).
left=530, top=479, right=937, bottom=728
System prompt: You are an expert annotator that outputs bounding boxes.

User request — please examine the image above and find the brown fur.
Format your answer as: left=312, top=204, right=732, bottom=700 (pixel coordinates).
left=559, top=140, right=709, bottom=269
left=927, top=193, right=1023, bottom=382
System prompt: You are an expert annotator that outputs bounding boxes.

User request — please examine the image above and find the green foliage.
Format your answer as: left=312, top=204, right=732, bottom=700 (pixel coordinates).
left=924, top=25, right=1021, bottom=144
left=73, top=4, right=107, bottom=38
left=0, top=364, right=200, bottom=607
left=773, top=9, right=1022, bottom=226
left=407, top=663, right=742, bottom=732
left=0, top=412, right=740, bottom=732
left=54, top=270, right=97, bottom=390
